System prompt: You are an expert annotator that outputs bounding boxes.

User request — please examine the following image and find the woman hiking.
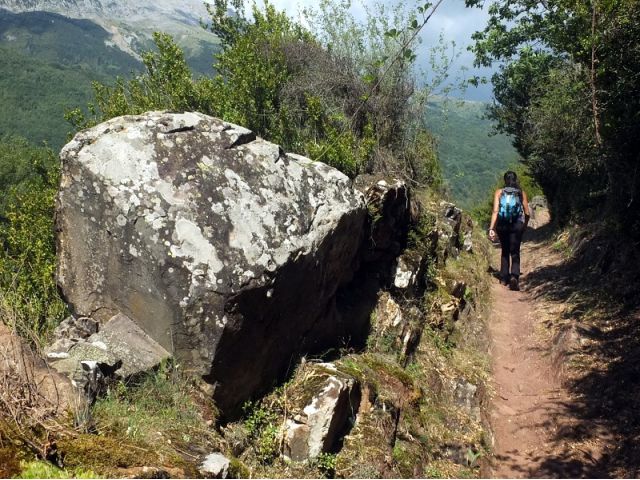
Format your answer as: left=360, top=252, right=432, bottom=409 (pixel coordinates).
left=488, top=171, right=530, bottom=291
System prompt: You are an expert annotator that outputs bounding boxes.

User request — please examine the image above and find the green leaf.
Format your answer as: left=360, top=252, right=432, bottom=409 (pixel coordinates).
left=384, top=28, right=399, bottom=38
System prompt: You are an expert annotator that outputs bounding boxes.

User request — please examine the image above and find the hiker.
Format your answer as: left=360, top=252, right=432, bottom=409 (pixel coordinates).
left=488, top=171, right=530, bottom=291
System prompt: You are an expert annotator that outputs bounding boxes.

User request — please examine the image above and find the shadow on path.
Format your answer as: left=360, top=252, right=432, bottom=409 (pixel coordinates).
left=520, top=222, right=640, bottom=478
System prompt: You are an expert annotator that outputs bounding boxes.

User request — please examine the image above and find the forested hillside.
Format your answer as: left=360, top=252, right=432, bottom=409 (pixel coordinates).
left=0, top=9, right=218, bottom=149
left=425, top=97, right=518, bottom=209
left=0, top=10, right=140, bottom=148
left=466, top=0, right=640, bottom=236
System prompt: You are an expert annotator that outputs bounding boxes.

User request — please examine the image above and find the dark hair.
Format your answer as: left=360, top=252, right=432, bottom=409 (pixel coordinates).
left=504, top=170, right=520, bottom=189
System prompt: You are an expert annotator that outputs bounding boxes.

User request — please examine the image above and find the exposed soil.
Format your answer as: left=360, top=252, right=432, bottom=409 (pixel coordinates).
left=486, top=212, right=613, bottom=478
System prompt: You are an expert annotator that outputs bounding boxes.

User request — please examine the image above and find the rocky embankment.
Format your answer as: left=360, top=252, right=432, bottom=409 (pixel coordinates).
left=3, top=111, right=492, bottom=477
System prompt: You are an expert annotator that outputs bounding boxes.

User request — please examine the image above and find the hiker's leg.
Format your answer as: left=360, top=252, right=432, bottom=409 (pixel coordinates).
left=509, top=222, right=525, bottom=277
left=497, top=227, right=510, bottom=281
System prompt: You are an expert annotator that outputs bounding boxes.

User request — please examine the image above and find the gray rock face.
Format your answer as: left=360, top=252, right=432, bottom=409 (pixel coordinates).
left=452, top=378, right=480, bottom=422
left=284, top=364, right=360, bottom=461
left=45, top=315, right=99, bottom=359
left=87, top=313, right=170, bottom=377
left=437, top=201, right=463, bottom=260
left=56, top=111, right=366, bottom=413
left=435, top=201, right=473, bottom=262
left=527, top=195, right=549, bottom=229
left=370, top=293, right=422, bottom=361
left=199, top=452, right=231, bottom=479
left=529, top=195, right=548, bottom=210
left=48, top=313, right=169, bottom=404
left=462, top=231, right=474, bottom=253
left=392, top=251, right=423, bottom=291
left=356, top=178, right=413, bottom=263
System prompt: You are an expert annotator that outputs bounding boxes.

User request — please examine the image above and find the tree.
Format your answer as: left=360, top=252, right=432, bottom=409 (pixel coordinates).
left=466, top=0, right=640, bottom=233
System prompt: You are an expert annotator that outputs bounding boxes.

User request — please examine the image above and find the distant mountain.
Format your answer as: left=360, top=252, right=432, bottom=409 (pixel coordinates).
left=0, top=2, right=220, bottom=148
left=0, top=10, right=140, bottom=74
left=425, top=98, right=520, bottom=209
left=0, top=10, right=143, bottom=148
left=0, top=0, right=208, bottom=20
left=0, top=0, right=219, bottom=72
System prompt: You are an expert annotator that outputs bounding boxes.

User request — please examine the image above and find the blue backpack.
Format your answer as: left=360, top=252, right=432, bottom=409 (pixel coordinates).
left=498, top=187, right=523, bottom=224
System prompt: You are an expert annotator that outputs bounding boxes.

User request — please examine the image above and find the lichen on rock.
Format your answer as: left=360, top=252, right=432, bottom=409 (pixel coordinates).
left=56, top=111, right=367, bottom=413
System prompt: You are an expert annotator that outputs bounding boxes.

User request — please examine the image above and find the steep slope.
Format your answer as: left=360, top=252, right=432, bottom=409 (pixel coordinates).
left=0, top=0, right=219, bottom=72
left=0, top=10, right=142, bottom=148
left=0, top=4, right=220, bottom=148
left=0, top=0, right=217, bottom=67
left=425, top=98, right=519, bottom=210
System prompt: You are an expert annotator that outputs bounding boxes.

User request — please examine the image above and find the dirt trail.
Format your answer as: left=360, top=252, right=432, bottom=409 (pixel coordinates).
left=487, top=214, right=607, bottom=478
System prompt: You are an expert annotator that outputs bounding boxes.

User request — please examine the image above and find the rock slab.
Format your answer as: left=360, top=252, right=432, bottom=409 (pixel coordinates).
left=199, top=453, right=231, bottom=479
left=56, top=111, right=366, bottom=413
left=284, top=365, right=360, bottom=461
left=47, top=313, right=170, bottom=403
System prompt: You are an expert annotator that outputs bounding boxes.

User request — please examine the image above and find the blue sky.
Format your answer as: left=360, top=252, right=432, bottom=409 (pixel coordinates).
left=264, top=0, right=496, bottom=101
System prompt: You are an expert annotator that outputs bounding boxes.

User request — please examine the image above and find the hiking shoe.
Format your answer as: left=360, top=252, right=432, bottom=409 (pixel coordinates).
left=509, top=276, right=520, bottom=291
left=499, top=277, right=509, bottom=286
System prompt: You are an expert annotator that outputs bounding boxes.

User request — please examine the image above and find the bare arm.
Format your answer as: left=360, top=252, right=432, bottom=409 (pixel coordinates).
left=488, top=189, right=502, bottom=239
left=522, top=190, right=531, bottom=227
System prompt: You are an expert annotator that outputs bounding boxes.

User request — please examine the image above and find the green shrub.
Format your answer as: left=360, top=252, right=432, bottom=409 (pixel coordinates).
left=315, top=452, right=337, bottom=478
left=243, top=400, right=281, bottom=465
left=0, top=137, right=66, bottom=342
left=69, top=1, right=447, bottom=189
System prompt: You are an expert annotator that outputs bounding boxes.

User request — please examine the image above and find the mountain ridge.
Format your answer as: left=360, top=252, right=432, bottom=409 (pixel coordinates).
left=0, top=0, right=218, bottom=65
left=0, top=0, right=209, bottom=24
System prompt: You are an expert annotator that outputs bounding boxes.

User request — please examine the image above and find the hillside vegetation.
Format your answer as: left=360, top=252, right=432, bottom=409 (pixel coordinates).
left=0, top=0, right=497, bottom=478
left=0, top=9, right=218, bottom=149
left=425, top=97, right=518, bottom=209
left=0, top=45, right=123, bottom=149
left=466, top=0, right=640, bottom=237
left=0, top=10, right=514, bottom=200
left=0, top=10, right=141, bottom=148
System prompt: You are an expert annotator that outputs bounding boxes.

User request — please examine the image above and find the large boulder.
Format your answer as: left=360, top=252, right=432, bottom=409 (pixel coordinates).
left=56, top=111, right=366, bottom=413
left=527, top=195, right=550, bottom=229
